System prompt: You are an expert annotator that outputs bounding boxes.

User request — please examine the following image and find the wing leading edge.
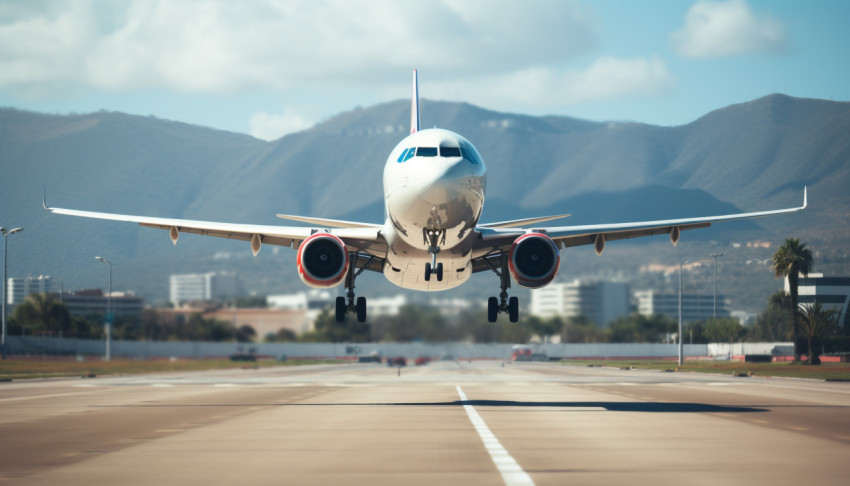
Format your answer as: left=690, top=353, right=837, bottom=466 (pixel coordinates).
left=473, top=188, right=808, bottom=263
left=44, top=197, right=387, bottom=261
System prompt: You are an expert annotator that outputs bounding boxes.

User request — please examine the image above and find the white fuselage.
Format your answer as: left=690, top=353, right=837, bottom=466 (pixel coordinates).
left=381, top=128, right=487, bottom=291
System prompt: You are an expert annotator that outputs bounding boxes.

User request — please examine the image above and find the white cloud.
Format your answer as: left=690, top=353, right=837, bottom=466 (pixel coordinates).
left=434, top=56, right=676, bottom=109
left=671, top=0, right=789, bottom=58
left=249, top=109, right=313, bottom=141
left=0, top=0, right=599, bottom=96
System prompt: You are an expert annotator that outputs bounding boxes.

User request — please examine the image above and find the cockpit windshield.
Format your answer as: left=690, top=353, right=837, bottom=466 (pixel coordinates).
left=397, top=145, right=474, bottom=162
left=416, top=147, right=438, bottom=157
left=440, top=147, right=461, bottom=158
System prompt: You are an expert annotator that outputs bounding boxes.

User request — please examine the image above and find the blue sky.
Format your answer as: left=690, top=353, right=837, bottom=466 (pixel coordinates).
left=1, top=0, right=848, bottom=140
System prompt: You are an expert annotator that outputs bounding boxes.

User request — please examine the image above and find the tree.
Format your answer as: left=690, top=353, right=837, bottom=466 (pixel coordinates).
left=772, top=238, right=813, bottom=361
left=704, top=318, right=746, bottom=343
left=235, top=324, right=257, bottom=343
left=561, top=316, right=609, bottom=343
left=798, top=303, right=839, bottom=365
left=524, top=315, right=562, bottom=343
left=9, top=293, right=72, bottom=337
left=609, top=314, right=676, bottom=343
left=747, top=292, right=793, bottom=342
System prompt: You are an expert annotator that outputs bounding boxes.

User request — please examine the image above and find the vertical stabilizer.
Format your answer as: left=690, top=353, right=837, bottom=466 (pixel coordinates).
left=410, top=69, right=420, bottom=134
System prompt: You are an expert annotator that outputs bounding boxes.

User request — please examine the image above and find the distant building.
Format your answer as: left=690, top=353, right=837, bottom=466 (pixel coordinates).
left=169, top=272, right=239, bottom=305
left=635, top=290, right=729, bottom=323
left=790, top=273, right=850, bottom=333
left=6, top=275, right=63, bottom=306
left=205, top=308, right=311, bottom=338
left=268, top=290, right=335, bottom=312
left=530, top=280, right=630, bottom=326
left=60, top=289, right=144, bottom=318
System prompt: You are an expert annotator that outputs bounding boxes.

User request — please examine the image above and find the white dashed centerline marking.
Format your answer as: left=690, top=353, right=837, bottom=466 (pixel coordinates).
left=456, top=386, right=535, bottom=486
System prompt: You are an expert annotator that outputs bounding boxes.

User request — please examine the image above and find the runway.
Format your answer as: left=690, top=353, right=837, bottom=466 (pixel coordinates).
left=1, top=360, right=849, bottom=485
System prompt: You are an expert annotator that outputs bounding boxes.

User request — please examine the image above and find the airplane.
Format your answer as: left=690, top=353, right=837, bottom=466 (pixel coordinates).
left=45, top=70, right=807, bottom=324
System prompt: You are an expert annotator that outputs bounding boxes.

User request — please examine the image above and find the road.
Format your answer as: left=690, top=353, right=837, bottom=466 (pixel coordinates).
left=1, top=360, right=849, bottom=485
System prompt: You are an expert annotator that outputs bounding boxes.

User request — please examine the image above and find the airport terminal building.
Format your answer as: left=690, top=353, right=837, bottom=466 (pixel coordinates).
left=790, top=273, right=850, bottom=333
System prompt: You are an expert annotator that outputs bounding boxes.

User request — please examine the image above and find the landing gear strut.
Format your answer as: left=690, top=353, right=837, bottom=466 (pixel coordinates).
left=423, top=228, right=445, bottom=282
left=486, top=253, right=519, bottom=323
left=335, top=253, right=373, bottom=323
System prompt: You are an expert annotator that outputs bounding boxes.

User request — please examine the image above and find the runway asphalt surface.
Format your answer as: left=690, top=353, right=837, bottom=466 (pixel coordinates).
left=1, top=360, right=849, bottom=485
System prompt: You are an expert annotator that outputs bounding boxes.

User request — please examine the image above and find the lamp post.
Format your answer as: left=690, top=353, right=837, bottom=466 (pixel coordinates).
left=95, top=256, right=112, bottom=361
left=678, top=261, right=684, bottom=366
left=710, top=253, right=724, bottom=325
left=2, top=227, right=24, bottom=360
left=0, top=227, right=24, bottom=359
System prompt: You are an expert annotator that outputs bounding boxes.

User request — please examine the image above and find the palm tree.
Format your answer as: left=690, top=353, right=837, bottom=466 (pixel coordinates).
left=772, top=238, right=813, bottom=361
left=798, top=303, right=839, bottom=365
left=10, top=293, right=71, bottom=336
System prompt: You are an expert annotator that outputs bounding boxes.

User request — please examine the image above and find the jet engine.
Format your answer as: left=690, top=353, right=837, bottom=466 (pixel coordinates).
left=508, top=233, right=560, bottom=289
left=296, top=233, right=350, bottom=288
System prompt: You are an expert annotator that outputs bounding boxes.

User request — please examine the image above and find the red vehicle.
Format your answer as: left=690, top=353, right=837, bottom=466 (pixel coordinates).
left=511, top=346, right=533, bottom=361
left=414, top=356, right=431, bottom=366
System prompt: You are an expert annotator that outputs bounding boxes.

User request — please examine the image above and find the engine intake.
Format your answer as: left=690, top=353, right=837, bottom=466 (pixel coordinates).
left=296, top=233, right=350, bottom=288
left=508, top=233, right=560, bottom=289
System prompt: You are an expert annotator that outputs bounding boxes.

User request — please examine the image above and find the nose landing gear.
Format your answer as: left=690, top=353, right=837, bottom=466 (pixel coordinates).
left=423, top=227, right=445, bottom=282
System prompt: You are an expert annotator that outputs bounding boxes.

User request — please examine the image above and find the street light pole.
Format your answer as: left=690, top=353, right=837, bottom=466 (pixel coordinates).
left=2, top=227, right=24, bottom=360
left=710, top=253, right=724, bottom=324
left=678, top=261, right=684, bottom=366
left=95, top=256, right=112, bottom=361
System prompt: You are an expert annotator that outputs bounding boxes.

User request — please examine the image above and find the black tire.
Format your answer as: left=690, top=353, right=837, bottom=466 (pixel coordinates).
left=356, top=296, right=367, bottom=323
left=508, top=296, right=519, bottom=323
left=436, top=262, right=443, bottom=282
left=487, top=297, right=498, bottom=323
left=424, top=262, right=432, bottom=281
left=335, top=297, right=347, bottom=322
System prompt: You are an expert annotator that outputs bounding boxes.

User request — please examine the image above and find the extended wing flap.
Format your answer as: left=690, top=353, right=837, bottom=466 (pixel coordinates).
left=480, top=213, right=571, bottom=229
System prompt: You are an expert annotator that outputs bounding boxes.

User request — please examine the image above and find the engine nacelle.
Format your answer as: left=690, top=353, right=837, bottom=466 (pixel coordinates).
left=508, top=233, right=560, bottom=289
left=296, top=233, right=350, bottom=288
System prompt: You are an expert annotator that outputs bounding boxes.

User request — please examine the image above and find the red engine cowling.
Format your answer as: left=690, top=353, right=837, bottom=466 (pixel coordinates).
left=296, top=233, right=350, bottom=288
left=508, top=233, right=560, bottom=289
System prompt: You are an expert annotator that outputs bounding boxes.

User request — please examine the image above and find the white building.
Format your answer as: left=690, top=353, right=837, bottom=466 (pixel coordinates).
left=6, top=275, right=63, bottom=306
left=790, top=273, right=850, bottom=333
left=169, top=272, right=239, bottom=305
left=268, top=290, right=335, bottom=311
left=635, top=290, right=729, bottom=323
left=530, top=280, right=630, bottom=326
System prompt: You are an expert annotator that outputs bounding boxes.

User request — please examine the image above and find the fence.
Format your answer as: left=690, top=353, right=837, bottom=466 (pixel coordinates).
left=5, top=336, right=792, bottom=361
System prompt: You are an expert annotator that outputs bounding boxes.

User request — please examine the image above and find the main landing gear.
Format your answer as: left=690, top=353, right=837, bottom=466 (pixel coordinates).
left=486, top=253, right=519, bottom=323
left=423, top=227, right=445, bottom=282
left=335, top=253, right=373, bottom=323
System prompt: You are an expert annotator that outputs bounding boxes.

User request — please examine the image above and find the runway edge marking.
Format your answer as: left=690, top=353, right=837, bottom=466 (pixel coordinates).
left=456, top=386, right=535, bottom=486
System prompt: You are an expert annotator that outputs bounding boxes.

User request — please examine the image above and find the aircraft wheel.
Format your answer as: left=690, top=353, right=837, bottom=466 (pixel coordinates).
left=424, top=263, right=432, bottom=282
left=335, top=297, right=347, bottom=322
left=356, top=297, right=367, bottom=323
left=436, top=263, right=443, bottom=282
left=487, top=297, right=498, bottom=323
left=508, top=296, right=519, bottom=323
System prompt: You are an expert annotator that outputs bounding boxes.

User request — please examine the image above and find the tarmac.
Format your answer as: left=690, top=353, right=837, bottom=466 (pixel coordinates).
left=1, top=360, right=849, bottom=485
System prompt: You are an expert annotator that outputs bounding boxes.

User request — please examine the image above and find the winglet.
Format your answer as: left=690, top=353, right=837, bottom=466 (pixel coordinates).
left=410, top=69, right=419, bottom=134
left=42, top=184, right=49, bottom=211
left=803, top=186, right=807, bottom=209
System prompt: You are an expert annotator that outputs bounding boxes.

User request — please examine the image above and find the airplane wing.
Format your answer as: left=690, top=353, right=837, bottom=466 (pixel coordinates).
left=471, top=188, right=807, bottom=271
left=44, top=200, right=388, bottom=266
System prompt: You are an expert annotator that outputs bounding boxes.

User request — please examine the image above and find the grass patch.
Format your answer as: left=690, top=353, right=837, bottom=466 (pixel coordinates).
left=561, top=359, right=850, bottom=380
left=0, top=357, right=345, bottom=381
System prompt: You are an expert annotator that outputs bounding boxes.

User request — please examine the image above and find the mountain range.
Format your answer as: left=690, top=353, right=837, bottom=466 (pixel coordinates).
left=1, top=94, right=848, bottom=307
